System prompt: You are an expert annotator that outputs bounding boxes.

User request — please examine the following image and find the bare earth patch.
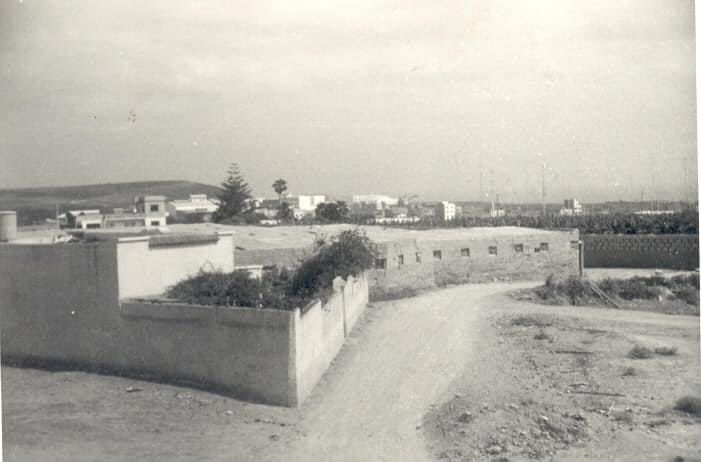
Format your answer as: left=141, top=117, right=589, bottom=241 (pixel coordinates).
left=422, top=297, right=701, bottom=461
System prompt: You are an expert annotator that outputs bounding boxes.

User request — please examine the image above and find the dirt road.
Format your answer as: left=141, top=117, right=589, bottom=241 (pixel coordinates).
left=272, top=282, right=533, bottom=461
left=2, top=282, right=529, bottom=461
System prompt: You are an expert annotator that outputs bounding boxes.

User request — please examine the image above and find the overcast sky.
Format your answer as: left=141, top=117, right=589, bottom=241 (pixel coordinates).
left=0, top=0, right=696, bottom=202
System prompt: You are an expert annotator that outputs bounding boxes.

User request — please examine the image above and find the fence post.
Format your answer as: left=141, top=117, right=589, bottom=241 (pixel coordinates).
left=333, top=276, right=347, bottom=337
left=578, top=240, right=584, bottom=277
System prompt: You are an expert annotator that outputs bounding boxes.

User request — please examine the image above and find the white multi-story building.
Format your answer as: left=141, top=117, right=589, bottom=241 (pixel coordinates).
left=560, top=198, right=583, bottom=216
left=437, top=201, right=456, bottom=221
left=297, top=195, right=326, bottom=212
left=352, top=194, right=399, bottom=210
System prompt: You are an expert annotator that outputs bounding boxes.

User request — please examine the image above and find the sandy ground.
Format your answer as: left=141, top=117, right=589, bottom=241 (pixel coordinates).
left=3, top=279, right=700, bottom=461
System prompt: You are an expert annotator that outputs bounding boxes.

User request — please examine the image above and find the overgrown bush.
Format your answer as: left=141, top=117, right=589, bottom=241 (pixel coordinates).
left=288, top=229, right=376, bottom=299
left=627, top=345, right=654, bottom=359
left=563, top=275, right=586, bottom=305
left=674, top=396, right=701, bottom=416
left=654, top=346, right=678, bottom=356
left=534, top=274, right=589, bottom=305
left=165, top=229, right=376, bottom=310
left=622, top=367, right=638, bottom=376
left=616, top=277, right=660, bottom=300
left=165, top=267, right=302, bottom=310
left=597, top=274, right=699, bottom=305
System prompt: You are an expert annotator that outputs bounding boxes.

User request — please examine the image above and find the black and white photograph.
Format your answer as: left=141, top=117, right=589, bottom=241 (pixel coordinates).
left=1, top=1, right=699, bottom=460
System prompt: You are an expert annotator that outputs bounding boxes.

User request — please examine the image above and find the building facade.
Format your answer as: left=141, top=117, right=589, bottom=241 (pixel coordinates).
left=437, top=201, right=457, bottom=221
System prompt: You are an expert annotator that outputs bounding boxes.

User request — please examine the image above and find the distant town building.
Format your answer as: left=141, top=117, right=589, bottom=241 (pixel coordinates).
left=352, top=194, right=399, bottom=210
left=135, top=195, right=167, bottom=228
left=560, top=198, right=583, bottom=216
left=65, top=210, right=102, bottom=229
left=167, top=194, right=219, bottom=222
left=490, top=201, right=506, bottom=218
left=296, top=195, right=326, bottom=212
left=437, top=201, right=456, bottom=221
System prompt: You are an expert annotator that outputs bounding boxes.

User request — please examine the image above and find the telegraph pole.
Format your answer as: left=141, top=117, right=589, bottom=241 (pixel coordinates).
left=479, top=154, right=483, bottom=203
left=541, top=162, right=546, bottom=216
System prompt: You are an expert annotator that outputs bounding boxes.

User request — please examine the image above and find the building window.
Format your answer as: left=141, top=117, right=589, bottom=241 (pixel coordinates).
left=398, top=254, right=404, bottom=265
left=488, top=246, right=498, bottom=255
left=416, top=253, right=422, bottom=263
left=534, top=247, right=540, bottom=253
left=151, top=220, right=161, bottom=226
left=150, top=204, right=159, bottom=212
left=433, top=250, right=442, bottom=260
left=540, top=242, right=549, bottom=251
left=374, top=258, right=387, bottom=269
left=461, top=248, right=470, bottom=257
left=514, top=244, right=524, bottom=253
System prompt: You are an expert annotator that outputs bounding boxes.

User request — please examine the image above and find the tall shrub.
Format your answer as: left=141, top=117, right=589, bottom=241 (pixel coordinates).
left=288, top=229, right=376, bottom=299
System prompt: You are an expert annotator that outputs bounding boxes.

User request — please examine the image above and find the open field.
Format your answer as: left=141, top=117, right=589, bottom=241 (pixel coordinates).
left=3, top=280, right=700, bottom=461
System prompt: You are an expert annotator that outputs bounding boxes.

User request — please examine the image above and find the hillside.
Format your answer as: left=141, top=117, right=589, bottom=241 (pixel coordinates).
left=0, top=181, right=222, bottom=225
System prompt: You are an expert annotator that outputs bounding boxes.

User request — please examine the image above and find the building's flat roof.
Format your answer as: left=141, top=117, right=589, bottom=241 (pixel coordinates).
left=164, top=223, right=575, bottom=250
left=14, top=223, right=575, bottom=248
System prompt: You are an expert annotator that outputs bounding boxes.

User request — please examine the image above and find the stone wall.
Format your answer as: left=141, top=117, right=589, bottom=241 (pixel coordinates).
left=232, top=229, right=581, bottom=300
left=370, top=230, right=580, bottom=298
left=582, top=234, right=699, bottom=270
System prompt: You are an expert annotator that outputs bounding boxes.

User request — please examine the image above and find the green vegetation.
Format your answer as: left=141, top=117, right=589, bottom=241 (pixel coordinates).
left=674, top=396, right=701, bottom=416
left=532, top=273, right=699, bottom=310
left=598, top=274, right=699, bottom=303
left=213, top=163, right=254, bottom=223
left=654, top=346, right=678, bottom=356
left=384, top=210, right=698, bottom=235
left=272, top=178, right=287, bottom=204
left=288, top=229, right=376, bottom=299
left=535, top=274, right=587, bottom=306
left=627, top=345, right=654, bottom=359
left=315, top=201, right=350, bottom=222
left=166, top=229, right=376, bottom=310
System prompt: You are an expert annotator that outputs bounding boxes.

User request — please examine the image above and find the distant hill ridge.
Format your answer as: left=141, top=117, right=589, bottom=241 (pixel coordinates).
left=0, top=180, right=223, bottom=224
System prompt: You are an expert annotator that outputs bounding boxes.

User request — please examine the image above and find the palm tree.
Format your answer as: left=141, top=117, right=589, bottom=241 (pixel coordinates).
left=272, top=178, right=288, bottom=205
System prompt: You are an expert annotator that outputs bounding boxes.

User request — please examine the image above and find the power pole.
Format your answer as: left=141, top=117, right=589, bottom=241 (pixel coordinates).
left=541, top=162, right=546, bottom=216
left=479, top=155, right=483, bottom=203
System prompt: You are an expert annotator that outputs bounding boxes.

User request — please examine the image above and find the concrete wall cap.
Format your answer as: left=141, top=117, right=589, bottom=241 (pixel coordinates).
left=116, top=235, right=151, bottom=243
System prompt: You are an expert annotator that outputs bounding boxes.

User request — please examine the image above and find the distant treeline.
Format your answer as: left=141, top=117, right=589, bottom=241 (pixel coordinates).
left=374, top=211, right=699, bottom=235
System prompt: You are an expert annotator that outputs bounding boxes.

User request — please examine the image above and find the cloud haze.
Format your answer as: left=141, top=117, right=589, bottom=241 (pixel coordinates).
left=0, top=0, right=696, bottom=202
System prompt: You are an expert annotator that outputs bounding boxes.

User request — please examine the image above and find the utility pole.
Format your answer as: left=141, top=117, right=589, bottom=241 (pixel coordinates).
left=541, top=162, right=546, bottom=216
left=479, top=154, right=483, bottom=203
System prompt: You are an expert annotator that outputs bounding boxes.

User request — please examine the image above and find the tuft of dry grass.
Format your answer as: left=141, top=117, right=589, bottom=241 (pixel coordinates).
left=627, top=345, right=654, bottom=359
left=674, top=396, right=701, bottom=416
left=511, top=316, right=552, bottom=328
left=534, top=330, right=552, bottom=341
left=654, top=346, right=678, bottom=356
left=622, top=367, right=638, bottom=377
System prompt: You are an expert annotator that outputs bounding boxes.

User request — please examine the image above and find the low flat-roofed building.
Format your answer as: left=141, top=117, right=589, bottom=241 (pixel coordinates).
left=65, top=210, right=102, bottom=228
left=167, top=194, right=219, bottom=222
